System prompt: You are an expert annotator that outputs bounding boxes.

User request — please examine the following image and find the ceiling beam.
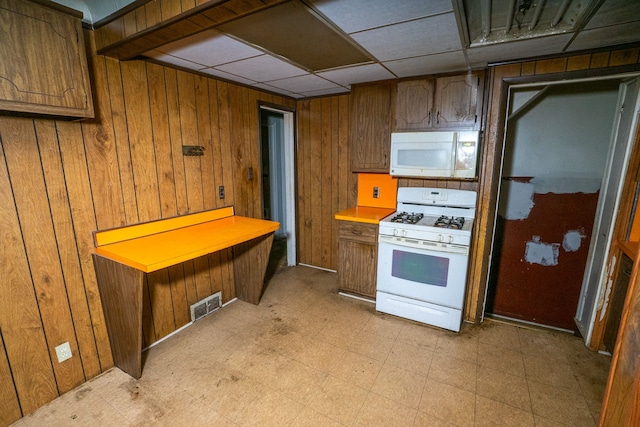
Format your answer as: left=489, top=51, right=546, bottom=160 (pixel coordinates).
left=95, top=0, right=287, bottom=60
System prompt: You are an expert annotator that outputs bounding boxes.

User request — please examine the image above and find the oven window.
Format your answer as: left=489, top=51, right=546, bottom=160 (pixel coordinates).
left=391, top=249, right=449, bottom=287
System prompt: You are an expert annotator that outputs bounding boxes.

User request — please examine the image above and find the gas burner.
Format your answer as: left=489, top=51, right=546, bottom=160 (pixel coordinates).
left=390, top=211, right=424, bottom=224
left=434, top=215, right=465, bottom=230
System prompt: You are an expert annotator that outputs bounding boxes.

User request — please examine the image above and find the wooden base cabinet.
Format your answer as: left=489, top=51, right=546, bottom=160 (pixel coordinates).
left=337, top=221, right=378, bottom=299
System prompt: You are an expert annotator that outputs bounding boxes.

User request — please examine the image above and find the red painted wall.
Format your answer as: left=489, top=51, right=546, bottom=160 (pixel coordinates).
left=488, top=182, right=599, bottom=330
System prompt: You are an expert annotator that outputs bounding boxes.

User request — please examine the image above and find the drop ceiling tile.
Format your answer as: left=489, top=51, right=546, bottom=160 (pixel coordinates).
left=309, top=0, right=452, bottom=33
left=218, top=1, right=370, bottom=72
left=154, top=29, right=263, bottom=67
left=584, top=0, right=640, bottom=29
left=144, top=50, right=207, bottom=69
left=351, top=14, right=462, bottom=62
left=568, top=21, right=640, bottom=52
left=317, top=63, right=396, bottom=86
left=384, top=51, right=468, bottom=77
left=215, top=55, right=307, bottom=82
left=198, top=68, right=258, bottom=86
left=466, top=34, right=574, bottom=67
left=265, top=74, right=342, bottom=93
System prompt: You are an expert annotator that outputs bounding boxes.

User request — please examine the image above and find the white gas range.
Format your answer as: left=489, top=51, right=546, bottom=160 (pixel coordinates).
left=376, top=187, right=477, bottom=332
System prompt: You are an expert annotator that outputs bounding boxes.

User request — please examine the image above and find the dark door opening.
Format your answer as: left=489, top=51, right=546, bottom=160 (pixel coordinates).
left=260, top=109, right=288, bottom=279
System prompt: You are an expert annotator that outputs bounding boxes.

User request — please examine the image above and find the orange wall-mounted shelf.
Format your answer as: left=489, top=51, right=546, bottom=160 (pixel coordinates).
left=94, top=207, right=279, bottom=272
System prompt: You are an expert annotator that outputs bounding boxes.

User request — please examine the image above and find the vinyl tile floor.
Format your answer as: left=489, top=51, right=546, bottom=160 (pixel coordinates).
left=12, top=265, right=611, bottom=427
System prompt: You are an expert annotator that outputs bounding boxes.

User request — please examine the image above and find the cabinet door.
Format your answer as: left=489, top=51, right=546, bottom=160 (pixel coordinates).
left=338, top=239, right=377, bottom=299
left=0, top=0, right=94, bottom=118
left=434, top=73, right=481, bottom=129
left=395, top=79, right=434, bottom=130
left=350, top=81, right=394, bottom=172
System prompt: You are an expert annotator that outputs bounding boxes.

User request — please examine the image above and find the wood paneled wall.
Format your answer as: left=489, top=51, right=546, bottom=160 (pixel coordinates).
left=0, top=30, right=294, bottom=424
left=296, top=96, right=356, bottom=270
left=466, top=47, right=640, bottom=323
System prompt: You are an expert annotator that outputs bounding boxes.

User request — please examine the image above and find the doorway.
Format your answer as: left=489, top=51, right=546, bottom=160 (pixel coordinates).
left=259, top=106, right=296, bottom=275
left=485, top=78, right=629, bottom=331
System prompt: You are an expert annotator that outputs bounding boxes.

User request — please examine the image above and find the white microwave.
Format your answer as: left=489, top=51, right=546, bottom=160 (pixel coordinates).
left=389, top=131, right=480, bottom=179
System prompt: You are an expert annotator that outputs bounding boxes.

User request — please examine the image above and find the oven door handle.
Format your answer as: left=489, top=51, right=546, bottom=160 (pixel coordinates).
left=378, top=235, right=469, bottom=255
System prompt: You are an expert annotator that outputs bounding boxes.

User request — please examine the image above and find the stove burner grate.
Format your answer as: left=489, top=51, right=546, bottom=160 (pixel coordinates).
left=434, top=215, right=465, bottom=229
left=390, top=212, right=424, bottom=224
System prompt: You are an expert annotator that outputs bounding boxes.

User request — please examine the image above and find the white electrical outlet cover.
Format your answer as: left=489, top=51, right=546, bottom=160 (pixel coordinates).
left=55, top=342, right=72, bottom=363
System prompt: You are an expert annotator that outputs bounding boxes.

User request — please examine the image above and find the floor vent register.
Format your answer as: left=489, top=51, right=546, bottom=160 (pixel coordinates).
left=190, top=292, right=222, bottom=322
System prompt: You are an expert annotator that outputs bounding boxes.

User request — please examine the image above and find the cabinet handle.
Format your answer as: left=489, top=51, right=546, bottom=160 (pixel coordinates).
left=384, top=153, right=387, bottom=166
left=428, top=111, right=431, bottom=126
left=475, top=114, right=477, bottom=123
left=436, top=111, right=440, bottom=124
left=351, top=230, right=362, bottom=235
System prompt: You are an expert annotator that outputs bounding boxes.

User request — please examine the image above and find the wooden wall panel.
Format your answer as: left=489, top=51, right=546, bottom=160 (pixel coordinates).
left=0, top=122, right=58, bottom=416
left=310, top=99, right=323, bottom=267
left=148, top=63, right=178, bottom=218
left=56, top=121, right=115, bottom=372
left=35, top=120, right=101, bottom=379
left=122, top=61, right=162, bottom=223
left=104, top=56, right=139, bottom=225
left=295, top=95, right=354, bottom=270
left=0, top=330, right=21, bottom=425
left=297, top=100, right=311, bottom=265
left=0, top=29, right=297, bottom=420
left=83, top=55, right=127, bottom=230
left=2, top=119, right=85, bottom=394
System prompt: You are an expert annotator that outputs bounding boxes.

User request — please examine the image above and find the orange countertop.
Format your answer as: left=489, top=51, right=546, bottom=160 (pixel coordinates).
left=95, top=216, right=279, bottom=273
left=334, top=206, right=395, bottom=224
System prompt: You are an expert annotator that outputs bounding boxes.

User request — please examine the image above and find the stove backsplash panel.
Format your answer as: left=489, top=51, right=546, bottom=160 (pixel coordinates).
left=357, top=173, right=397, bottom=208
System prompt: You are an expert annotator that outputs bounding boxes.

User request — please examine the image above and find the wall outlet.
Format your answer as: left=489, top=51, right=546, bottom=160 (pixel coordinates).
left=373, top=187, right=380, bottom=198
left=55, top=342, right=72, bottom=363
left=218, top=185, right=225, bottom=199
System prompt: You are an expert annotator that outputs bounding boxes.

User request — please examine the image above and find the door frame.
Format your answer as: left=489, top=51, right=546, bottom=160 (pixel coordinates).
left=483, top=72, right=640, bottom=340
left=259, top=104, right=297, bottom=266
left=577, top=77, right=640, bottom=346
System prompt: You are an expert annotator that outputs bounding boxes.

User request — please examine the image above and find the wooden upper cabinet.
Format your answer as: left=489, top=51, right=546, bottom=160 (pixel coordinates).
left=395, top=79, right=435, bottom=130
left=350, top=81, right=394, bottom=173
left=0, top=0, right=94, bottom=118
left=434, top=73, right=482, bottom=130
left=394, top=72, right=484, bottom=131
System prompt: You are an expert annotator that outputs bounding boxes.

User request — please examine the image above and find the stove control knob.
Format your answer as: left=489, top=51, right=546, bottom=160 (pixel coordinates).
left=402, top=230, right=407, bottom=237
left=438, top=234, right=444, bottom=242
left=393, top=229, right=399, bottom=236
left=448, top=235, right=454, bottom=243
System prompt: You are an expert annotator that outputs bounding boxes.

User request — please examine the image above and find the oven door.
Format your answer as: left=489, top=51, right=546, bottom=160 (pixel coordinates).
left=376, top=235, right=469, bottom=310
